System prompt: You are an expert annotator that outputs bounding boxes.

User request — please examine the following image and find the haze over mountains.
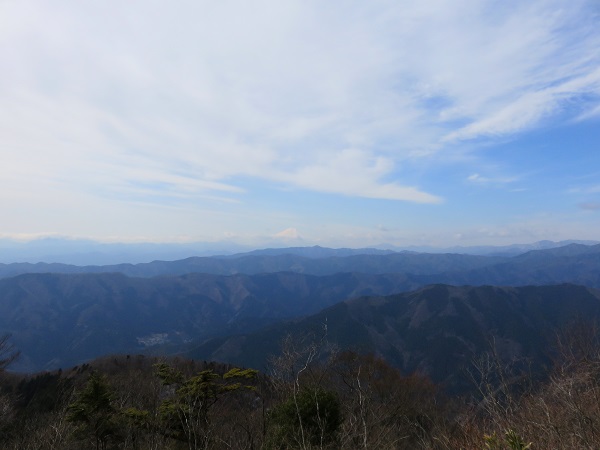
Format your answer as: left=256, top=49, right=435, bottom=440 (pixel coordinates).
left=2, top=241, right=600, bottom=280
left=0, top=251, right=506, bottom=279
left=1, top=237, right=596, bottom=265
left=3, top=241, right=600, bottom=383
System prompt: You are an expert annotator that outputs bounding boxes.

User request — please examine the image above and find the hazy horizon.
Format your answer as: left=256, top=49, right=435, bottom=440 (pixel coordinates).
left=1, top=235, right=598, bottom=266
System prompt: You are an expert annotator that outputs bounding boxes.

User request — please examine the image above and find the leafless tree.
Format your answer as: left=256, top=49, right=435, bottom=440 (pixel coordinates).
left=0, top=334, right=19, bottom=372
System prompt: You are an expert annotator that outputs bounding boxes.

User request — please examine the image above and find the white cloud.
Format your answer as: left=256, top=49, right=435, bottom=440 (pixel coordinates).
left=467, top=173, right=518, bottom=185
left=1, top=0, right=599, bottom=216
left=575, top=103, right=600, bottom=122
left=568, top=185, right=600, bottom=194
left=275, top=149, right=442, bottom=203
left=446, top=68, right=600, bottom=141
left=274, top=227, right=301, bottom=239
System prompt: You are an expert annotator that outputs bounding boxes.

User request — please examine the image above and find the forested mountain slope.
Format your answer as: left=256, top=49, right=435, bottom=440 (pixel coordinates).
left=0, top=271, right=420, bottom=371
left=190, top=283, right=600, bottom=391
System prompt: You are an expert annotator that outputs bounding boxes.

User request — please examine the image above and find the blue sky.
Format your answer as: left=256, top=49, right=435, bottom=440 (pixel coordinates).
left=1, top=0, right=600, bottom=248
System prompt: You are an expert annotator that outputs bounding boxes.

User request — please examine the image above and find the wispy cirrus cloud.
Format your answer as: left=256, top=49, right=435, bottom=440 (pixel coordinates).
left=1, top=0, right=600, bottom=240
left=3, top=1, right=599, bottom=194
left=575, top=103, right=600, bottom=122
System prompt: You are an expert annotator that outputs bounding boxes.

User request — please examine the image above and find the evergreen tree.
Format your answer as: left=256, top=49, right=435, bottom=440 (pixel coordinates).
left=67, top=372, right=119, bottom=450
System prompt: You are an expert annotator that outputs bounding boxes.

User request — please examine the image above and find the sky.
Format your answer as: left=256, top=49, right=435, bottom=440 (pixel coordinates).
left=1, top=0, right=600, bottom=249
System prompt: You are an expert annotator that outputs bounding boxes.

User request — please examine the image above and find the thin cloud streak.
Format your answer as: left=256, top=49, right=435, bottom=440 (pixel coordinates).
left=467, top=173, right=518, bottom=185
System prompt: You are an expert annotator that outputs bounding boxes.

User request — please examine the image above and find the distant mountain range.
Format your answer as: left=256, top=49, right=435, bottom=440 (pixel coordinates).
left=1, top=237, right=596, bottom=265
left=3, top=241, right=600, bottom=388
left=2, top=243, right=600, bottom=287
left=424, top=243, right=600, bottom=287
left=394, top=239, right=600, bottom=256
left=0, top=251, right=506, bottom=279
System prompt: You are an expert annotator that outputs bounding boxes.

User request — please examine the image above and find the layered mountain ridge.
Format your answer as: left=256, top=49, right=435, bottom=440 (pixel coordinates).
left=2, top=242, right=600, bottom=384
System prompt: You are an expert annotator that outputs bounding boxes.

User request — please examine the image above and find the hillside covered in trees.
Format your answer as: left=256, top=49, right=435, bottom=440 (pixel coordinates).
left=2, top=326, right=600, bottom=450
